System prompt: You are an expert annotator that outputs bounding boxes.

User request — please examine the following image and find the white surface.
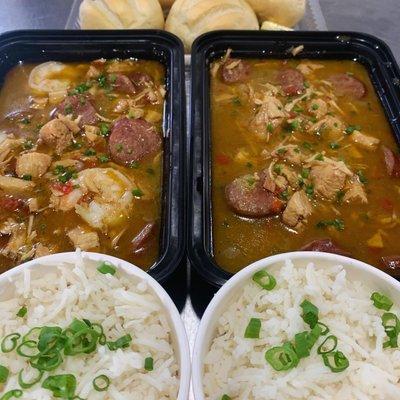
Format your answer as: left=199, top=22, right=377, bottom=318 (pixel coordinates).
left=192, top=252, right=400, bottom=400
left=0, top=251, right=191, bottom=400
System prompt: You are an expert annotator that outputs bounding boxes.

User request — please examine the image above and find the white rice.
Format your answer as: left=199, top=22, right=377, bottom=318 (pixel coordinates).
left=203, top=259, right=400, bottom=400
left=0, top=253, right=179, bottom=399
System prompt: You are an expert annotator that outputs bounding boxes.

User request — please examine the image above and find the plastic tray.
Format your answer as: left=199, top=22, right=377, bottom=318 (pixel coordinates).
left=188, top=30, right=400, bottom=288
left=0, top=29, right=186, bottom=284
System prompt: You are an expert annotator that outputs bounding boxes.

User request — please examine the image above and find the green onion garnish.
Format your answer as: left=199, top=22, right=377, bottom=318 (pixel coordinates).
left=97, top=262, right=116, bottom=275
left=322, top=350, right=349, bottom=372
left=300, top=300, right=319, bottom=328
left=244, top=318, right=261, bottom=339
left=306, top=323, right=323, bottom=349
left=316, top=322, right=330, bottom=335
left=0, top=389, right=23, bottom=399
left=93, top=374, right=110, bottom=391
left=16, top=306, right=27, bottom=318
left=106, top=334, right=132, bottom=351
left=16, top=340, right=40, bottom=358
left=0, top=365, right=9, bottom=383
left=18, top=367, right=43, bottom=389
left=144, top=357, right=154, bottom=371
left=42, top=374, right=76, bottom=398
left=371, top=292, right=393, bottom=311
left=30, top=351, right=63, bottom=372
left=381, top=312, right=400, bottom=348
left=221, top=395, right=232, bottom=400
left=317, top=335, right=338, bottom=354
left=99, top=123, right=110, bottom=137
left=252, top=270, right=276, bottom=291
left=132, top=188, right=144, bottom=198
left=294, top=331, right=310, bottom=359
left=1, top=333, right=21, bottom=353
left=265, top=342, right=299, bottom=371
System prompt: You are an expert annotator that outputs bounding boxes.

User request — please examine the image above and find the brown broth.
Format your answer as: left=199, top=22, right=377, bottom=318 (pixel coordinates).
left=211, top=59, right=400, bottom=274
left=0, top=59, right=165, bottom=272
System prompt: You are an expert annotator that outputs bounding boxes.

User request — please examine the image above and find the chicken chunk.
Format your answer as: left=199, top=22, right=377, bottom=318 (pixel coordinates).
left=309, top=158, right=352, bottom=200
left=34, top=243, right=52, bottom=258
left=67, top=227, right=100, bottom=251
left=351, top=130, right=380, bottom=150
left=0, top=137, right=23, bottom=162
left=0, top=176, right=35, bottom=193
left=250, top=94, right=286, bottom=137
left=308, top=115, right=344, bottom=136
left=16, top=152, right=52, bottom=178
left=86, top=65, right=101, bottom=79
left=39, top=119, right=74, bottom=154
left=282, top=190, right=313, bottom=229
left=343, top=175, right=368, bottom=203
left=84, top=125, right=100, bottom=142
left=308, top=99, right=328, bottom=119
left=271, top=145, right=304, bottom=165
left=0, top=222, right=27, bottom=259
left=57, top=114, right=80, bottom=134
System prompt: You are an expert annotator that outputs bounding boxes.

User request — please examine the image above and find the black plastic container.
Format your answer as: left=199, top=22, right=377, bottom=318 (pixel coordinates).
left=0, top=30, right=186, bottom=284
left=188, top=30, right=400, bottom=288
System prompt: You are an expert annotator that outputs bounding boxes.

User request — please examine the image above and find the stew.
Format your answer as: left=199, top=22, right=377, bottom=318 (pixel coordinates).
left=211, top=52, right=400, bottom=274
left=0, top=58, right=165, bottom=272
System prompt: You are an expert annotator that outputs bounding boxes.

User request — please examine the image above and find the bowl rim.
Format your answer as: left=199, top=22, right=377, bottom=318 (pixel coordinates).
left=192, top=251, right=400, bottom=400
left=0, top=251, right=191, bottom=400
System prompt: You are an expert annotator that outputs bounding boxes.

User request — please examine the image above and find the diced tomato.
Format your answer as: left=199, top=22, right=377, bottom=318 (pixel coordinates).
left=215, top=154, right=231, bottom=165
left=52, top=181, right=73, bottom=195
left=380, top=197, right=394, bottom=212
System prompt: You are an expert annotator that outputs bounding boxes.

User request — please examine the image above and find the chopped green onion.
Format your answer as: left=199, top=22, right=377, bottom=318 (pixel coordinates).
left=22, top=174, right=32, bottom=181
left=345, top=125, right=361, bottom=135
left=16, top=340, right=40, bottom=358
left=329, top=142, right=340, bottom=150
left=221, top=395, right=232, bottom=400
left=294, top=331, right=310, bottom=359
left=317, top=335, right=338, bottom=354
left=30, top=351, right=63, bottom=371
left=357, top=170, right=368, bottom=184
left=16, top=306, right=27, bottom=318
left=0, top=389, right=23, bottom=400
left=1, top=333, right=21, bottom=353
left=22, top=327, right=41, bottom=343
left=99, top=334, right=107, bottom=345
left=322, top=350, right=349, bottom=372
left=252, top=270, right=276, bottom=290
left=99, top=123, right=110, bottom=137
left=0, top=365, right=9, bottom=383
left=42, top=374, right=76, bottom=398
left=144, top=357, right=154, bottom=371
left=129, top=161, right=140, bottom=169
left=64, top=328, right=99, bottom=356
left=132, top=188, right=144, bottom=198
left=267, top=122, right=274, bottom=133
left=98, top=154, right=109, bottom=163
left=316, top=322, right=330, bottom=335
left=265, top=342, right=299, bottom=371
left=371, top=292, right=393, bottom=311
left=316, top=219, right=345, bottom=232
left=306, top=323, right=323, bottom=349
left=97, top=74, right=107, bottom=88
left=300, top=300, right=319, bottom=328
left=244, top=318, right=261, bottom=339
left=18, top=367, right=43, bottom=389
left=381, top=312, right=400, bottom=348
left=311, top=103, right=319, bottom=110
left=37, top=326, right=65, bottom=353
left=84, top=148, right=96, bottom=156
left=106, top=334, right=132, bottom=351
left=93, top=374, right=110, bottom=391
left=315, top=153, right=324, bottom=161
left=97, top=261, right=116, bottom=275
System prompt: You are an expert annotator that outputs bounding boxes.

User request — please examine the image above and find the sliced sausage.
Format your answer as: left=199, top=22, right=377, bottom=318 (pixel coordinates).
left=109, top=117, right=162, bottom=164
left=221, top=59, right=251, bottom=84
left=382, top=145, right=400, bottom=178
left=301, top=238, right=351, bottom=257
left=328, top=73, right=366, bottom=99
left=114, top=74, right=137, bottom=94
left=381, top=256, right=400, bottom=270
left=57, top=95, right=97, bottom=126
left=131, top=222, right=156, bottom=254
left=278, top=68, right=305, bottom=96
left=225, top=174, right=285, bottom=218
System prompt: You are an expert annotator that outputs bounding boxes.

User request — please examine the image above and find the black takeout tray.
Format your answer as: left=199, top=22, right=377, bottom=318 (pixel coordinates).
left=188, top=30, right=400, bottom=288
left=0, top=30, right=186, bottom=284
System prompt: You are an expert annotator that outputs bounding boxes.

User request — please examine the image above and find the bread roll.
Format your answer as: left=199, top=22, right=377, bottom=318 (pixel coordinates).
left=165, top=0, right=259, bottom=51
left=79, top=0, right=164, bottom=29
left=246, top=0, right=305, bottom=28
left=261, top=21, right=293, bottom=31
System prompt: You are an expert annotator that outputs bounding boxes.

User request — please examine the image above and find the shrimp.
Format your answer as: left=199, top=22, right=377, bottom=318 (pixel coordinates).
left=74, top=168, right=134, bottom=231
left=28, top=62, right=71, bottom=94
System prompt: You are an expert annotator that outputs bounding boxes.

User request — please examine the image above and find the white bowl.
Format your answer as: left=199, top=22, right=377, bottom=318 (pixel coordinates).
left=192, top=251, right=400, bottom=400
left=0, top=251, right=191, bottom=400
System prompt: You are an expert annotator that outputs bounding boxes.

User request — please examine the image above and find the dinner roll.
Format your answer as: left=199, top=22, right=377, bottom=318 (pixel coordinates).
left=261, top=21, right=293, bottom=31
left=79, top=0, right=164, bottom=29
left=165, top=0, right=259, bottom=51
left=246, top=0, right=306, bottom=27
